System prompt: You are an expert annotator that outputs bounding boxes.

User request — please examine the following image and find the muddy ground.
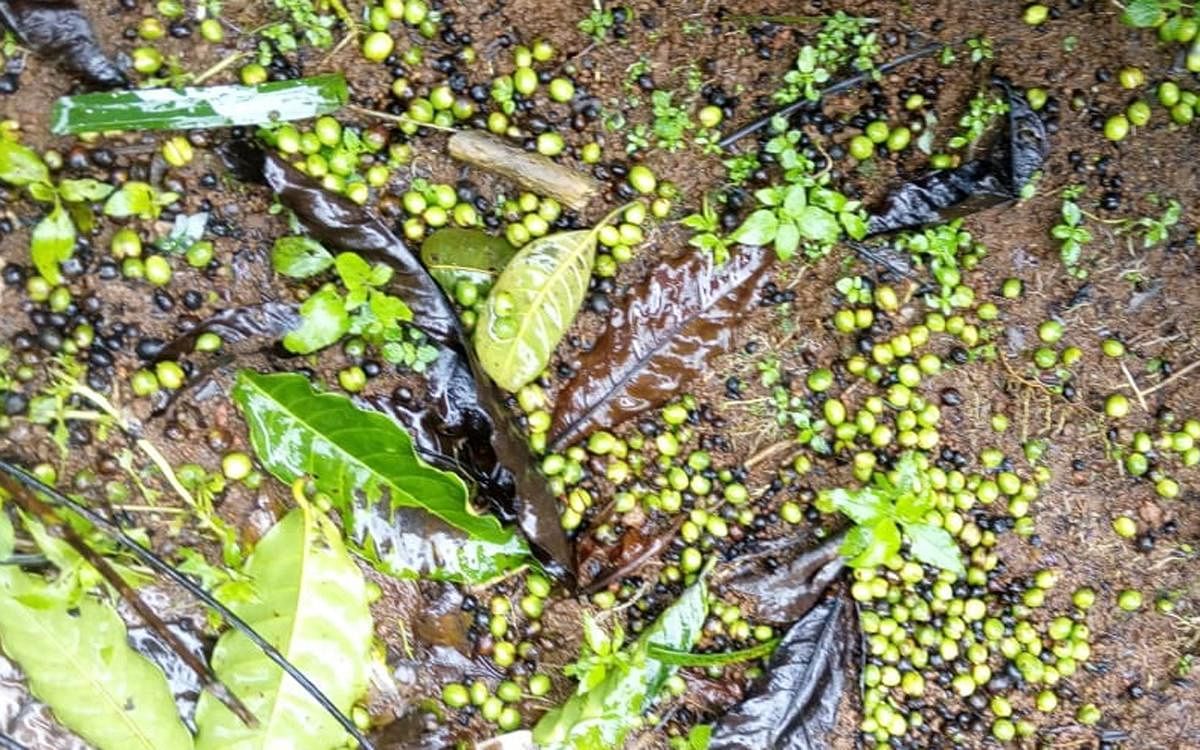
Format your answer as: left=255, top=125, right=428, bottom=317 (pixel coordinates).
left=1, top=0, right=1199, bottom=748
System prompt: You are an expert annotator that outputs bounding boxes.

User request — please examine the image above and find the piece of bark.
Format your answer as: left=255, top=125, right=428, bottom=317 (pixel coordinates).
left=448, top=130, right=602, bottom=212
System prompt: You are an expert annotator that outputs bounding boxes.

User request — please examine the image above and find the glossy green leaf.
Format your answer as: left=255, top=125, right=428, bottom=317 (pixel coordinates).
left=282, top=286, right=349, bottom=354
left=840, top=211, right=868, bottom=240
left=474, top=223, right=603, bottom=392
left=774, top=221, right=800, bottom=261
left=195, top=502, right=372, bottom=750
left=420, top=227, right=518, bottom=294
left=232, top=370, right=517, bottom=546
left=272, top=236, right=334, bottom=278
left=31, top=202, right=76, bottom=285
left=817, top=487, right=883, bottom=525
left=0, top=568, right=193, bottom=750
left=1122, top=0, right=1161, bottom=27
left=104, top=181, right=179, bottom=220
left=729, top=209, right=778, bottom=246
left=0, top=509, right=12, bottom=559
left=50, top=75, right=349, bottom=135
left=334, top=251, right=373, bottom=291
left=352, top=503, right=530, bottom=584
left=905, top=523, right=965, bottom=575
left=0, top=139, right=49, bottom=186
left=533, top=579, right=708, bottom=749
left=57, top=178, right=115, bottom=203
left=684, top=725, right=712, bottom=750
left=27, top=181, right=57, bottom=203
left=157, top=212, right=209, bottom=254
left=795, top=205, right=841, bottom=244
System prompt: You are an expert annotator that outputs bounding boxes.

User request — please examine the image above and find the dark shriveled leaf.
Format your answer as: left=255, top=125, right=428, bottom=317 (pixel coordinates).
left=723, top=535, right=845, bottom=626
left=865, top=77, right=1048, bottom=236
left=550, top=246, right=775, bottom=450
left=0, top=0, right=125, bottom=88
left=708, top=594, right=852, bottom=750
left=154, top=301, right=301, bottom=361
left=218, top=143, right=574, bottom=579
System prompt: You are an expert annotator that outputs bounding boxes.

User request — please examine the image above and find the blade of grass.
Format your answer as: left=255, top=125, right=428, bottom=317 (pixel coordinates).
left=50, top=74, right=349, bottom=135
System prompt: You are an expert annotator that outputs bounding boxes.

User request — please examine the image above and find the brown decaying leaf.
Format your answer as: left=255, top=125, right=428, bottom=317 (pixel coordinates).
left=707, top=593, right=853, bottom=750
left=864, top=77, right=1049, bottom=236
left=722, top=534, right=846, bottom=626
left=550, top=245, right=775, bottom=450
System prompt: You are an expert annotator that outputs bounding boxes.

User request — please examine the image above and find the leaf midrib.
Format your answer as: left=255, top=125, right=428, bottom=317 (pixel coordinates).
left=6, top=597, right=162, bottom=750
left=242, top=377, right=432, bottom=511
left=255, top=507, right=319, bottom=744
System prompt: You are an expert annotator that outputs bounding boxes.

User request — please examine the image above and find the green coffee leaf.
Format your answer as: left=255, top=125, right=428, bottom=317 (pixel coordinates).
left=0, top=568, right=193, bottom=750
left=157, top=212, right=209, bottom=254
left=232, top=371, right=519, bottom=546
left=845, top=518, right=899, bottom=568
left=840, top=211, right=868, bottom=240
left=31, top=202, right=76, bottom=285
left=50, top=75, right=349, bottom=135
left=534, top=579, right=708, bottom=749
left=420, top=227, right=517, bottom=293
left=272, top=236, right=334, bottom=278
left=774, top=221, right=800, bottom=261
left=104, top=181, right=179, bottom=220
left=817, top=487, right=884, bottom=525
left=195, top=502, right=372, bottom=750
left=795, top=205, right=840, bottom=244
left=283, top=286, right=349, bottom=354
left=0, top=139, right=49, bottom=186
left=334, top=251, right=374, bottom=291
left=27, top=181, right=57, bottom=203
left=647, top=637, right=779, bottom=667
left=1122, top=0, right=1162, bottom=27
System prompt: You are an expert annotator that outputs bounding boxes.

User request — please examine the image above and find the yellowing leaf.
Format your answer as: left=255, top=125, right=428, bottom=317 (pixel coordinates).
left=195, top=503, right=372, bottom=750
left=474, top=225, right=602, bottom=392
left=0, top=568, right=193, bottom=750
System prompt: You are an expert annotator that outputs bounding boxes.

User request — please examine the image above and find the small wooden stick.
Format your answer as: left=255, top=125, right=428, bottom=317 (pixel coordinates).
left=448, top=129, right=603, bottom=212
left=1119, top=360, right=1149, bottom=413
left=1140, top=358, right=1200, bottom=397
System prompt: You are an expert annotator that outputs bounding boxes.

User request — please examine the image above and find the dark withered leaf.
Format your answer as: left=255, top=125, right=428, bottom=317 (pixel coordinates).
left=550, top=245, right=774, bottom=450
left=0, top=0, right=125, bottom=88
left=707, top=594, right=852, bottom=750
left=155, top=301, right=300, bottom=361
left=723, top=535, right=845, bottom=626
left=865, top=77, right=1048, bottom=237
left=575, top=516, right=684, bottom=592
left=216, top=142, right=574, bottom=579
